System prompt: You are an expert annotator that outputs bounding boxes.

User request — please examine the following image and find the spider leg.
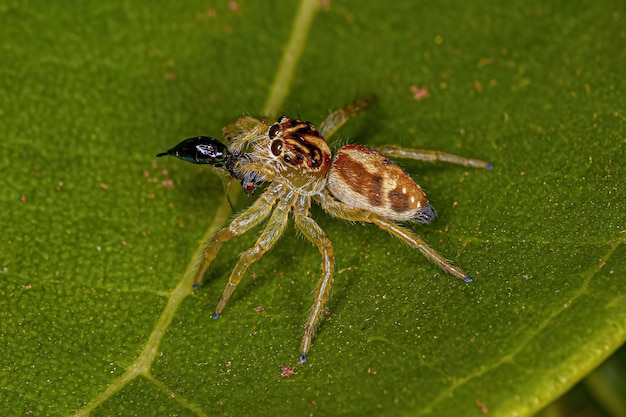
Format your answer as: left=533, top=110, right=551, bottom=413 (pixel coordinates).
left=293, top=196, right=335, bottom=362
left=213, top=189, right=296, bottom=318
left=319, top=97, right=374, bottom=139
left=375, top=145, right=493, bottom=170
left=368, top=217, right=471, bottom=281
left=194, top=183, right=284, bottom=287
left=315, top=191, right=472, bottom=282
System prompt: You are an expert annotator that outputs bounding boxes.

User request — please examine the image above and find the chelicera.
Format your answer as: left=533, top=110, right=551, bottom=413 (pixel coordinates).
left=157, top=99, right=492, bottom=362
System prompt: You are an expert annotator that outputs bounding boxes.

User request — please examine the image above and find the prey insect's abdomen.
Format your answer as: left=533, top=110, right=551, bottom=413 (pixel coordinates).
left=156, top=136, right=229, bottom=166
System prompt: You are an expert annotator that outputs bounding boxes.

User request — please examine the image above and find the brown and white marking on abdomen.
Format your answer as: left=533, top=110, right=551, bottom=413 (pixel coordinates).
left=327, top=144, right=435, bottom=223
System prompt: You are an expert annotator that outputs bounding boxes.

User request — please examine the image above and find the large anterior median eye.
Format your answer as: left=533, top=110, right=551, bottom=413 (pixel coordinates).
left=268, top=123, right=280, bottom=140
left=271, top=139, right=283, bottom=156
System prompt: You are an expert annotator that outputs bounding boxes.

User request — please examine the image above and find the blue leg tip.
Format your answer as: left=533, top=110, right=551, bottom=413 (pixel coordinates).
left=192, top=284, right=199, bottom=290
left=463, top=276, right=473, bottom=283
left=212, top=312, right=220, bottom=319
left=486, top=163, right=494, bottom=170
left=299, top=354, right=307, bottom=363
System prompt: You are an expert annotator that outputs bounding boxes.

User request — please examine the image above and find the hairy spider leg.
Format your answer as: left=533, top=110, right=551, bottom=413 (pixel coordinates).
left=213, top=187, right=296, bottom=317
left=292, top=196, right=335, bottom=362
left=194, top=182, right=284, bottom=287
left=368, top=217, right=471, bottom=281
left=319, top=97, right=374, bottom=139
left=315, top=190, right=473, bottom=282
left=375, top=145, right=493, bottom=170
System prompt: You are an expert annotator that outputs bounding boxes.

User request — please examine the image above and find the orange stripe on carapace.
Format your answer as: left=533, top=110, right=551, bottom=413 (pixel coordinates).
left=328, top=145, right=429, bottom=222
left=277, top=118, right=332, bottom=175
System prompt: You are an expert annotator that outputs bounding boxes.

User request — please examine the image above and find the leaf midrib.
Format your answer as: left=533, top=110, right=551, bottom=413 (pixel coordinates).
left=72, top=1, right=320, bottom=415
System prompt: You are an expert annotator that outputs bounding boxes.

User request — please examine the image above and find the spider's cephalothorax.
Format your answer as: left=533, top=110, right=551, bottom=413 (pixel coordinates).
left=158, top=98, right=492, bottom=363
left=264, top=116, right=332, bottom=194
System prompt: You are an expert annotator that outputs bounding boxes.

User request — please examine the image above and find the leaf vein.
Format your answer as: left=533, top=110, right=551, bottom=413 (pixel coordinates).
left=72, top=1, right=319, bottom=415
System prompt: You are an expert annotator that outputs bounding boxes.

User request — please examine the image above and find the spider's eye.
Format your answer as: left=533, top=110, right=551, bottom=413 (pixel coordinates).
left=268, top=123, right=280, bottom=140
left=311, top=157, right=318, bottom=166
left=271, top=139, right=283, bottom=156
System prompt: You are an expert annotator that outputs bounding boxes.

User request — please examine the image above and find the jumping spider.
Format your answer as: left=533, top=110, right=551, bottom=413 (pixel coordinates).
left=157, top=98, right=492, bottom=362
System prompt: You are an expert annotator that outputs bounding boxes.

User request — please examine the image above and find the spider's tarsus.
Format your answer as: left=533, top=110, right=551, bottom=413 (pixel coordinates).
left=192, top=284, right=200, bottom=290
left=212, top=312, right=220, bottom=319
left=463, top=276, right=473, bottom=283
left=299, top=354, right=307, bottom=363
left=485, top=163, right=494, bottom=170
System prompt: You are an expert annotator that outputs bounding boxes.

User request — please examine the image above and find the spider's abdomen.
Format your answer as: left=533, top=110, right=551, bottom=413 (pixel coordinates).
left=327, top=145, right=435, bottom=223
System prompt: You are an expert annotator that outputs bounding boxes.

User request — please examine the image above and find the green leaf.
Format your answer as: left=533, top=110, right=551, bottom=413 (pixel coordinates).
left=1, top=0, right=625, bottom=416
left=536, top=344, right=626, bottom=417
